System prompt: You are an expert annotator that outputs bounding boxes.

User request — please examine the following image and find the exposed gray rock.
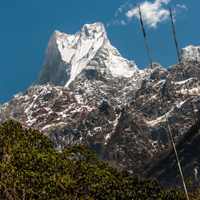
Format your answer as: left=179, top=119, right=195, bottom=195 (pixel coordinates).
left=1, top=23, right=200, bottom=188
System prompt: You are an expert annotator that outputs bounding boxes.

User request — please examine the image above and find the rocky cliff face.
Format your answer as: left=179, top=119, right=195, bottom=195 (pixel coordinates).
left=1, top=23, right=200, bottom=186
left=143, top=119, right=200, bottom=188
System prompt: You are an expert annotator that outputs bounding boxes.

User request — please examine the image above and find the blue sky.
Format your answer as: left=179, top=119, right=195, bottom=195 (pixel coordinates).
left=0, top=0, right=199, bottom=104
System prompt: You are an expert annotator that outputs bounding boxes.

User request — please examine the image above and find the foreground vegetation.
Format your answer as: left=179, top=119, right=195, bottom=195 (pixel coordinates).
left=0, top=121, right=199, bottom=199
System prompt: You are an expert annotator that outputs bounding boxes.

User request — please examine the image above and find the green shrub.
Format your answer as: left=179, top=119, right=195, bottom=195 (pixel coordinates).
left=0, top=121, right=197, bottom=199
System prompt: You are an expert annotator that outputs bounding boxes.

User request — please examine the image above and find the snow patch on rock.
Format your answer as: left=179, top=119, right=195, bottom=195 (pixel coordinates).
left=181, top=45, right=200, bottom=61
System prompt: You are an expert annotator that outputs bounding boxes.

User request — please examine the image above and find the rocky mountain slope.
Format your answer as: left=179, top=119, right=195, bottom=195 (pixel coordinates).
left=1, top=22, right=200, bottom=187
left=143, top=119, right=200, bottom=188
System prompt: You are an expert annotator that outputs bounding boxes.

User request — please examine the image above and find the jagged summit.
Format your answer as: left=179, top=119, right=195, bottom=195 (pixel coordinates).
left=78, top=22, right=107, bottom=39
left=181, top=45, right=200, bottom=61
left=35, top=22, right=139, bottom=87
left=1, top=21, right=200, bottom=187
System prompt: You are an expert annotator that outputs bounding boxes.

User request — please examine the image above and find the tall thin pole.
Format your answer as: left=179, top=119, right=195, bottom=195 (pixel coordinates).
left=138, top=1, right=189, bottom=199
left=169, top=6, right=200, bottom=138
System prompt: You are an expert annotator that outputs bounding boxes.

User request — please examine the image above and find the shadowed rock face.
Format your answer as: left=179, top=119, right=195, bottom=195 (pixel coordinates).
left=143, top=120, right=200, bottom=189
left=1, top=22, right=200, bottom=187
left=99, top=101, right=116, bottom=121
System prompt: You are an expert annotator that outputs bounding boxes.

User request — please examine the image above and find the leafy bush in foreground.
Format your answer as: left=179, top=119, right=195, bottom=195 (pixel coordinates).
left=0, top=121, right=197, bottom=199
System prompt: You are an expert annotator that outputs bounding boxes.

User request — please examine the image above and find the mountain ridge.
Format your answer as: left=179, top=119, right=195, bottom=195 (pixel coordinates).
left=181, top=45, right=200, bottom=62
left=1, top=22, right=200, bottom=187
left=35, top=22, right=139, bottom=88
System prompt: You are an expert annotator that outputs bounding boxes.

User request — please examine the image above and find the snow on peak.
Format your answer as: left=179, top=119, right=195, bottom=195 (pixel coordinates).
left=180, top=45, right=200, bottom=61
left=35, top=22, right=139, bottom=87
left=80, top=22, right=107, bottom=38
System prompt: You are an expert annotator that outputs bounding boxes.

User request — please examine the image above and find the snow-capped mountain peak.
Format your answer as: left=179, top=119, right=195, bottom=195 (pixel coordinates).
left=180, top=45, right=200, bottom=61
left=79, top=22, right=107, bottom=39
left=1, top=22, right=200, bottom=186
left=35, top=22, right=139, bottom=87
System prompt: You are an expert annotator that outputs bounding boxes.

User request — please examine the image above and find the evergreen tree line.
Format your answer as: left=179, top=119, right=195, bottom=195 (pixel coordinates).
left=0, top=121, right=199, bottom=199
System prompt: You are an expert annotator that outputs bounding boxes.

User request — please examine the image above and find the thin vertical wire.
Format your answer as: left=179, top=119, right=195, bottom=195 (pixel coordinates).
left=138, top=1, right=189, bottom=199
left=169, top=6, right=200, bottom=138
